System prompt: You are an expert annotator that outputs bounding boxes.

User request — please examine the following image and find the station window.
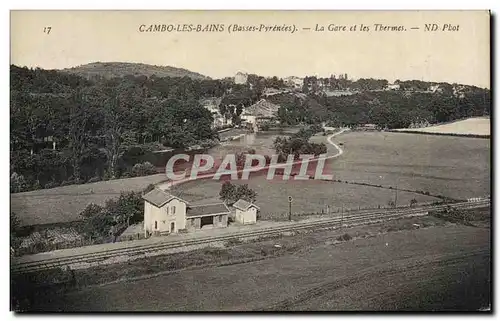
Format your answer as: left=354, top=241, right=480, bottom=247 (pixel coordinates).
left=172, top=206, right=176, bottom=214
left=154, top=221, right=158, bottom=229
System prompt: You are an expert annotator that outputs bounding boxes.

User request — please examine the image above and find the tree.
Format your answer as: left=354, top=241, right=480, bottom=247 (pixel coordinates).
left=102, top=95, right=137, bottom=179
left=80, top=191, right=144, bottom=241
left=235, top=184, right=257, bottom=203
left=10, top=212, right=20, bottom=235
left=219, top=181, right=257, bottom=205
left=10, top=172, right=27, bottom=193
left=80, top=203, right=109, bottom=240
left=10, top=212, right=22, bottom=252
left=219, top=181, right=236, bottom=204
left=68, top=91, right=90, bottom=181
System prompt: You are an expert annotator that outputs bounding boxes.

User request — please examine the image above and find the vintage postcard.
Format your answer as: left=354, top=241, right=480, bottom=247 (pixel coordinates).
left=10, top=10, right=491, bottom=312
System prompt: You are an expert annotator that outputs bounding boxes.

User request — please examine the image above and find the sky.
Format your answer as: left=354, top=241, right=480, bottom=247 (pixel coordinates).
left=10, top=10, right=490, bottom=88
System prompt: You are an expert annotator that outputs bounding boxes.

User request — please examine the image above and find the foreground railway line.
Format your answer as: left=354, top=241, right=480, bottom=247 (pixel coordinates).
left=11, top=199, right=489, bottom=274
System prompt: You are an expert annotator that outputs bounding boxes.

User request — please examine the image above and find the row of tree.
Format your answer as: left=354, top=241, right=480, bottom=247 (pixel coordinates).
left=269, top=88, right=490, bottom=129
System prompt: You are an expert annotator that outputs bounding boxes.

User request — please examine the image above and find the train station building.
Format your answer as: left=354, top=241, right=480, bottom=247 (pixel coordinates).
left=142, top=188, right=231, bottom=236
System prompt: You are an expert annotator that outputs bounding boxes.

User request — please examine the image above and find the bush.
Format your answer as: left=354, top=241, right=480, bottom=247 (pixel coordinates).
left=87, top=176, right=101, bottom=184
left=131, top=162, right=157, bottom=177
left=31, top=180, right=41, bottom=190
left=10, top=172, right=28, bottom=193
left=60, top=180, right=74, bottom=186
left=44, top=181, right=60, bottom=189
left=336, top=233, right=352, bottom=242
left=225, top=238, right=242, bottom=246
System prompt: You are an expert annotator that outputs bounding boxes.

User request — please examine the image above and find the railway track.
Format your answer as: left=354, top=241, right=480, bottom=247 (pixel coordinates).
left=11, top=199, right=489, bottom=274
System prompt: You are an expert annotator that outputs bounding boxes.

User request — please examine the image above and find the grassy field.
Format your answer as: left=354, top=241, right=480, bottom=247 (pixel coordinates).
left=11, top=174, right=167, bottom=226
left=172, top=175, right=439, bottom=219
left=394, top=117, right=490, bottom=136
left=312, top=131, right=490, bottom=201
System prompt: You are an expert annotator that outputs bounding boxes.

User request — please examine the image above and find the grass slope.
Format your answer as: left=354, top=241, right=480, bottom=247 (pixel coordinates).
left=394, top=117, right=490, bottom=136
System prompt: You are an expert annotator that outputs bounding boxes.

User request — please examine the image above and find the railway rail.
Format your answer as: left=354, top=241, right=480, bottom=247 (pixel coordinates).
left=11, top=199, right=489, bottom=274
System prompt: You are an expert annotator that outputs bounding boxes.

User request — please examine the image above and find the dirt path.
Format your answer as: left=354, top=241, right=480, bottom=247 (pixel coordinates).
left=29, top=225, right=490, bottom=311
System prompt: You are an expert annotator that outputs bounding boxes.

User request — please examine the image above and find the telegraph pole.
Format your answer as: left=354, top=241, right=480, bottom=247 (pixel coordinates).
left=341, top=204, right=344, bottom=230
left=288, top=196, right=293, bottom=221
left=394, top=183, right=398, bottom=208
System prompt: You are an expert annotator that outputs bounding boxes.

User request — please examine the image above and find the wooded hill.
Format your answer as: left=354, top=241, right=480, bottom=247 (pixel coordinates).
left=62, top=62, right=209, bottom=81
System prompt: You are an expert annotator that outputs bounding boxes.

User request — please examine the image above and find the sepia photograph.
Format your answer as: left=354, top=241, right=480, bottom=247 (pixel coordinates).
left=9, top=10, right=491, bottom=312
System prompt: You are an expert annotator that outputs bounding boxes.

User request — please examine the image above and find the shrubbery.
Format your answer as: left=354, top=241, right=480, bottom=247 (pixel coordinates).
left=10, top=172, right=28, bottom=193
left=336, top=233, right=352, bottom=242
left=130, top=161, right=157, bottom=177
left=80, top=191, right=144, bottom=242
left=219, top=181, right=257, bottom=205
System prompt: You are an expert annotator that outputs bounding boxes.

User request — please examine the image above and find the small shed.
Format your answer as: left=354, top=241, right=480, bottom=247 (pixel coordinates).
left=233, top=199, right=260, bottom=225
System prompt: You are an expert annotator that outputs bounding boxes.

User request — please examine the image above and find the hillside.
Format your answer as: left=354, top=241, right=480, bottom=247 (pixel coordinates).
left=61, top=62, right=209, bottom=80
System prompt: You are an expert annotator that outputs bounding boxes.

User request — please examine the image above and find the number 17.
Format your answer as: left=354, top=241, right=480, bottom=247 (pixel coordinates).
left=44, top=27, right=51, bottom=34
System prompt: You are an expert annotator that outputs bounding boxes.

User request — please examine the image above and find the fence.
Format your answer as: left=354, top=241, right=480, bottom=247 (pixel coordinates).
left=262, top=200, right=442, bottom=221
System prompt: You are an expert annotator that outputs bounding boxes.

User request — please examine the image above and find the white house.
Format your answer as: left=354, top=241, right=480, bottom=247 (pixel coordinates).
left=142, top=189, right=231, bottom=236
left=143, top=189, right=189, bottom=236
left=233, top=199, right=260, bottom=225
left=386, top=84, right=400, bottom=91
left=234, top=72, right=248, bottom=85
left=284, top=76, right=304, bottom=89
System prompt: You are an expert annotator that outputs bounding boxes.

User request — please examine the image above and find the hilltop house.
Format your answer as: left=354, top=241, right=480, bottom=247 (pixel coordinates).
left=142, top=188, right=231, bottom=236
left=240, top=99, right=280, bottom=131
left=233, top=199, right=260, bottom=225
left=234, top=72, right=248, bottom=85
left=200, top=97, right=232, bottom=128
left=284, top=76, right=304, bottom=90
left=386, top=83, right=400, bottom=91
left=428, top=84, right=443, bottom=93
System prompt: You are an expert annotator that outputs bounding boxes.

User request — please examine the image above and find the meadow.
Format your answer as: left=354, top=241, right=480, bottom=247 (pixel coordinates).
left=11, top=174, right=167, bottom=226
left=172, top=176, right=440, bottom=220
left=393, top=117, right=490, bottom=136
left=312, top=131, right=490, bottom=201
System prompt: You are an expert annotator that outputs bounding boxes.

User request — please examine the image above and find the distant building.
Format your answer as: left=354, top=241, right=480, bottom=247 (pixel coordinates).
left=232, top=199, right=260, bottom=225
left=284, top=76, right=304, bottom=89
left=453, top=85, right=466, bottom=98
left=199, top=97, right=234, bottom=128
left=142, top=189, right=230, bottom=236
left=386, top=84, right=400, bottom=91
left=200, top=97, right=221, bottom=113
left=357, top=124, right=378, bottom=131
left=240, top=99, right=281, bottom=132
left=234, top=72, right=248, bottom=85
left=428, top=84, right=443, bottom=93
